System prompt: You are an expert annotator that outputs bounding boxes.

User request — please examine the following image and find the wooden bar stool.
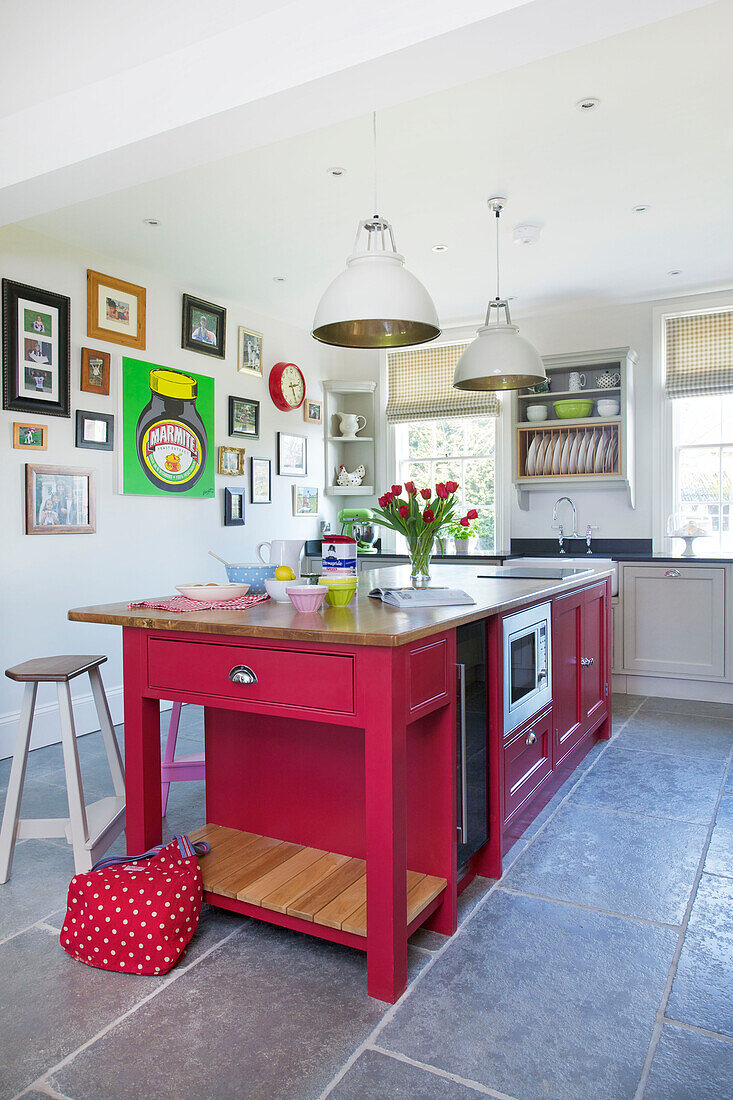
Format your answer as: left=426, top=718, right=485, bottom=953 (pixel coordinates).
left=161, top=702, right=205, bottom=816
left=0, top=655, right=125, bottom=882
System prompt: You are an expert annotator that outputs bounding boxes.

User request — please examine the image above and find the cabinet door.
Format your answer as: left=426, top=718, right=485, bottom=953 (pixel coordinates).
left=552, top=589, right=583, bottom=766
left=504, top=707, right=553, bottom=827
left=581, top=584, right=608, bottom=730
left=622, top=565, right=726, bottom=678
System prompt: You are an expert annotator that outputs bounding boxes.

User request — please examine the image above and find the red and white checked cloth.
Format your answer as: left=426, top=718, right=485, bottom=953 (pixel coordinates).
left=129, top=593, right=270, bottom=613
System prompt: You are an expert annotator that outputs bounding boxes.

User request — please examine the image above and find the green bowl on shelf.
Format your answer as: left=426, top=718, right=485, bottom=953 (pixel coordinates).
left=553, top=399, right=594, bottom=419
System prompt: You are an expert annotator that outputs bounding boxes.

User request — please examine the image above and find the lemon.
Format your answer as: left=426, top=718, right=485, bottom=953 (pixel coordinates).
left=275, top=566, right=296, bottom=581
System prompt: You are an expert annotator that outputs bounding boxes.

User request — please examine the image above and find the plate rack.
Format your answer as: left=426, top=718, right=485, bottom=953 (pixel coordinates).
left=518, top=423, right=620, bottom=479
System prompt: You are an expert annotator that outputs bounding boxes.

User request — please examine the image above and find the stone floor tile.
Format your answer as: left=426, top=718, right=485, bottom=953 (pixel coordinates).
left=612, top=693, right=644, bottom=718
left=504, top=801, right=706, bottom=923
left=0, top=926, right=164, bottom=1097
left=641, top=695, right=733, bottom=721
left=0, top=839, right=77, bottom=942
left=521, top=772, right=580, bottom=838
left=667, top=873, right=733, bottom=1036
left=329, top=1050, right=486, bottom=1098
left=379, top=890, right=676, bottom=1100
left=615, top=712, right=733, bottom=763
left=644, top=1023, right=733, bottom=1100
left=54, top=924, right=423, bottom=1100
left=705, top=793, right=733, bottom=879
left=570, top=744, right=725, bottom=824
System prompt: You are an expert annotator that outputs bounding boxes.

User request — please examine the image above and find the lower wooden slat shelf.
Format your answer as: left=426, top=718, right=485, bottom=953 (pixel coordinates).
left=190, top=823, right=446, bottom=939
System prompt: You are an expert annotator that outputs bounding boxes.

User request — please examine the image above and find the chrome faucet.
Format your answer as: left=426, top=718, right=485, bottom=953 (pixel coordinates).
left=585, top=523, right=600, bottom=555
left=551, top=497, right=578, bottom=554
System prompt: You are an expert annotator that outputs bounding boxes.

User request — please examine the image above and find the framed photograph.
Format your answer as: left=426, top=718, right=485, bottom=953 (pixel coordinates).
left=25, top=464, right=96, bottom=534
left=75, top=409, right=114, bottom=451
left=218, top=445, right=245, bottom=476
left=229, top=395, right=260, bottom=439
left=13, top=422, right=47, bottom=450
left=224, top=487, right=246, bottom=526
left=182, top=294, right=226, bottom=358
left=304, top=399, right=322, bottom=424
left=2, top=279, right=70, bottom=417
left=250, top=457, right=272, bottom=503
left=87, top=269, right=146, bottom=349
left=238, top=326, right=262, bottom=376
left=292, top=485, right=319, bottom=516
left=277, top=432, right=307, bottom=477
left=80, top=347, right=111, bottom=395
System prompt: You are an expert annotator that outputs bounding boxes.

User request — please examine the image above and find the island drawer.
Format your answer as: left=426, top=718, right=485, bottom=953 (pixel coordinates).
left=503, top=706, right=552, bottom=825
left=147, top=638, right=355, bottom=714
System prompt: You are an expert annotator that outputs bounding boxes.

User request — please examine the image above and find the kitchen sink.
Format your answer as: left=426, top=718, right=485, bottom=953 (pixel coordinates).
left=513, top=556, right=618, bottom=595
left=476, top=565, right=596, bottom=583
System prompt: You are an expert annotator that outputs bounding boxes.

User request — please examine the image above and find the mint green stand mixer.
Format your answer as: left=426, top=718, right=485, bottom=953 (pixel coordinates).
left=338, top=508, right=378, bottom=553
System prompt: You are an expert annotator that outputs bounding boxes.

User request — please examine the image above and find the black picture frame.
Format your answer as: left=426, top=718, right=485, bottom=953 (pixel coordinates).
left=277, top=431, right=307, bottom=477
left=2, top=279, right=71, bottom=417
left=224, top=486, right=245, bottom=526
left=181, top=293, right=226, bottom=358
left=75, top=409, right=114, bottom=451
left=250, top=457, right=272, bottom=503
left=229, top=395, right=260, bottom=439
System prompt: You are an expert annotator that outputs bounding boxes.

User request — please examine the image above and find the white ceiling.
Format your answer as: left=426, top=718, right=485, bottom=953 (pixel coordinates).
left=16, top=0, right=733, bottom=329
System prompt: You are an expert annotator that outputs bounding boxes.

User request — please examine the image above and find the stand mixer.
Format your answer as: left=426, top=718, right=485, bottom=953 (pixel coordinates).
left=338, top=508, right=378, bottom=553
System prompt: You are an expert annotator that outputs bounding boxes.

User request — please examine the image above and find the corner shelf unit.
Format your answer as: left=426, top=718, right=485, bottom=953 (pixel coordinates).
left=512, top=347, right=637, bottom=510
left=323, top=379, right=378, bottom=498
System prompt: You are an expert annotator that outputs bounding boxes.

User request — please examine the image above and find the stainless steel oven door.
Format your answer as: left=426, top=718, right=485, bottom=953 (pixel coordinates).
left=503, top=602, right=552, bottom=735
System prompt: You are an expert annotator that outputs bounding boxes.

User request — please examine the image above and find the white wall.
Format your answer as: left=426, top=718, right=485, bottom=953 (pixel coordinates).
left=0, top=225, right=365, bottom=757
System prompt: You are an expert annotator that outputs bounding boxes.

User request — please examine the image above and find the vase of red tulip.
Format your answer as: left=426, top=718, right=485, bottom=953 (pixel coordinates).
left=373, top=481, right=478, bottom=587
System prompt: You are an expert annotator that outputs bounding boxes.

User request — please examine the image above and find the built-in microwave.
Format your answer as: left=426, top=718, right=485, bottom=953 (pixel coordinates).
left=502, top=602, right=552, bottom=736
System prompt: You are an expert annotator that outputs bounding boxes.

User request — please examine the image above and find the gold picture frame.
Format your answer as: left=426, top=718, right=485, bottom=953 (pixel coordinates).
left=13, top=421, right=47, bottom=450
left=218, top=445, right=246, bottom=476
left=238, top=326, right=263, bottom=377
left=87, top=269, right=146, bottom=350
left=304, top=398, right=322, bottom=424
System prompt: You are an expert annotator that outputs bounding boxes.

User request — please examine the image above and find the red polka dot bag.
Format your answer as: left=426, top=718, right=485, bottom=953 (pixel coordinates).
left=60, top=835, right=210, bottom=975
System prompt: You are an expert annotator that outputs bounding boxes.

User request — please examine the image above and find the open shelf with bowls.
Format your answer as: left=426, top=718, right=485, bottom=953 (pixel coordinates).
left=512, top=346, right=637, bottom=509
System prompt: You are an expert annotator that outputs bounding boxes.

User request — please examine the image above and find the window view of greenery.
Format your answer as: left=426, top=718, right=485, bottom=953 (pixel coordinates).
left=395, top=417, right=496, bottom=552
left=674, top=394, right=733, bottom=552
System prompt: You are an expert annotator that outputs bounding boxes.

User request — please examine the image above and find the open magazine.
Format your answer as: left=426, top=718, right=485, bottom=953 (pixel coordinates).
left=368, top=586, right=475, bottom=608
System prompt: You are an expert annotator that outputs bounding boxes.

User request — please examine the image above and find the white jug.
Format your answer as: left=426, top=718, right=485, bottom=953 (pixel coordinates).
left=256, top=539, right=304, bottom=576
left=338, top=413, right=366, bottom=438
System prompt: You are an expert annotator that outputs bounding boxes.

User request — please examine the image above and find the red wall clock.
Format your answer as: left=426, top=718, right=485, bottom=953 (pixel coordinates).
left=269, top=362, right=306, bottom=411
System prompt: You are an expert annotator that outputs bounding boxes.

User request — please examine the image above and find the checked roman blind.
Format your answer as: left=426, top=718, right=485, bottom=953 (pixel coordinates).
left=665, top=310, right=733, bottom=399
left=385, top=342, right=501, bottom=423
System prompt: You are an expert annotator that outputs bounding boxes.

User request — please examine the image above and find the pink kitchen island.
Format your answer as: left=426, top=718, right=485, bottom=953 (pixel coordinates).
left=69, top=564, right=613, bottom=1003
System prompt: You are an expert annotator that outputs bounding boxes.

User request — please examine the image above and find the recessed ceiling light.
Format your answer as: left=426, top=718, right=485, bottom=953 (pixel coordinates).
left=326, top=167, right=347, bottom=177
left=632, top=204, right=651, bottom=214
left=142, top=217, right=160, bottom=226
left=513, top=224, right=541, bottom=245
left=667, top=269, right=683, bottom=277
left=272, top=275, right=287, bottom=283
left=432, top=244, right=448, bottom=253
left=576, top=97, right=600, bottom=112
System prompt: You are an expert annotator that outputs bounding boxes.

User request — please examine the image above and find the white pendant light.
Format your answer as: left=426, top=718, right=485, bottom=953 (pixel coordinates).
left=312, top=115, right=440, bottom=349
left=453, top=197, right=545, bottom=391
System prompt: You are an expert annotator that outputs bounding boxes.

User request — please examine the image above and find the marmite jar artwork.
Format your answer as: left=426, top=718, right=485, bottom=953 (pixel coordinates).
left=136, top=369, right=208, bottom=492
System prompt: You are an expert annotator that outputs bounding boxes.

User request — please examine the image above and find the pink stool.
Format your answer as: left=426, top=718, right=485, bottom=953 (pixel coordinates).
left=161, top=703, right=205, bottom=816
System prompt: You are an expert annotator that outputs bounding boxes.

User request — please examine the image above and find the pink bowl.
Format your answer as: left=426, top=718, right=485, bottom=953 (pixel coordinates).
left=287, top=585, right=327, bottom=612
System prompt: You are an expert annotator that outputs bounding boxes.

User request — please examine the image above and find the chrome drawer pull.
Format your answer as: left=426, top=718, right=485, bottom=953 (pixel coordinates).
left=229, top=665, right=258, bottom=685
left=580, top=656, right=594, bottom=667
left=526, top=730, right=537, bottom=746
left=665, top=568, right=681, bottom=578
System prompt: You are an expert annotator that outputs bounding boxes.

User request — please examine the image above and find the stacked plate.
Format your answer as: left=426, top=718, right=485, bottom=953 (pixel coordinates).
left=524, top=429, right=618, bottom=477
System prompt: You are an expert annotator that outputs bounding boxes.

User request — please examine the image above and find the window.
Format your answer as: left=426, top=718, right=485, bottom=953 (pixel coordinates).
left=394, top=417, right=497, bottom=551
left=673, top=395, right=733, bottom=552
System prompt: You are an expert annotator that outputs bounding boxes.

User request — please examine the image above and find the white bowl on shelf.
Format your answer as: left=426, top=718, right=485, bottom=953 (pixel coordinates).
left=526, top=405, right=548, bottom=422
left=596, top=398, right=620, bottom=417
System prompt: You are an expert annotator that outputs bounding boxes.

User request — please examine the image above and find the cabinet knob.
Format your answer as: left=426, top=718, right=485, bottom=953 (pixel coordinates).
left=580, top=656, right=594, bottom=667
left=229, top=664, right=258, bottom=685
left=526, top=730, right=537, bottom=746
left=665, top=568, right=682, bottom=578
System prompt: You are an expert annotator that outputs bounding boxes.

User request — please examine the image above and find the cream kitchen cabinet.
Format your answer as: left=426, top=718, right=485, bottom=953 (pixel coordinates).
left=622, top=564, right=726, bottom=679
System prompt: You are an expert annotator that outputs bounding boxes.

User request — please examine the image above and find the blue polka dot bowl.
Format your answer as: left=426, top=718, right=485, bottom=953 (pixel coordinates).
left=224, top=563, right=278, bottom=594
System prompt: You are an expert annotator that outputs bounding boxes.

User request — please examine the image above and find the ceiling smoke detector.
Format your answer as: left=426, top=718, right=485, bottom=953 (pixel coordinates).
left=576, top=97, right=600, bottom=112
left=513, top=223, right=541, bottom=246
left=326, top=167, right=347, bottom=177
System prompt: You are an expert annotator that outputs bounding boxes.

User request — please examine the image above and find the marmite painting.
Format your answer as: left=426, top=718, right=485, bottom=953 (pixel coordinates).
left=122, top=357, right=215, bottom=496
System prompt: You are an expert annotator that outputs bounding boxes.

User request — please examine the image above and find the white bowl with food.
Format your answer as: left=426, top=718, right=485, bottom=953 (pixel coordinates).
left=175, top=583, right=250, bottom=603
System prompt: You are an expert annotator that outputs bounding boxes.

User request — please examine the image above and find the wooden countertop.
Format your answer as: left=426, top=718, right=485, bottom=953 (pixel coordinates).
left=68, top=564, right=614, bottom=647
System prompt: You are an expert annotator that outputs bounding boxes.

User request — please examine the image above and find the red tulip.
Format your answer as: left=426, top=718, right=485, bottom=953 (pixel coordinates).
left=398, top=505, right=409, bottom=518
left=467, top=508, right=478, bottom=520
left=391, top=484, right=402, bottom=496
left=420, top=488, right=432, bottom=500
left=423, top=508, right=435, bottom=523
left=404, top=481, right=417, bottom=495
left=460, top=516, right=470, bottom=527
left=446, top=480, right=458, bottom=493
left=378, top=494, right=389, bottom=508
left=435, top=483, right=448, bottom=499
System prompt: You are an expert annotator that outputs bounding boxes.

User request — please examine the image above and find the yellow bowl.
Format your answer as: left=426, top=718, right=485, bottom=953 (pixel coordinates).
left=318, top=577, right=357, bottom=606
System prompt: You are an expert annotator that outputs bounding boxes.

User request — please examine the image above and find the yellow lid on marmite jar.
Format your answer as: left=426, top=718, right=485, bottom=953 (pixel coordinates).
left=149, top=368, right=198, bottom=400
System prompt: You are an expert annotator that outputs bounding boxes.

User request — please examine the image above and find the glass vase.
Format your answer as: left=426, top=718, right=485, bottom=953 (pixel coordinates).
left=407, top=537, right=432, bottom=588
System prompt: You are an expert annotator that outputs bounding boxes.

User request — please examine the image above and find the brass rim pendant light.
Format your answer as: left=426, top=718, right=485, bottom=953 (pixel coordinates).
left=453, top=197, right=546, bottom=391
left=312, top=114, right=440, bottom=349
